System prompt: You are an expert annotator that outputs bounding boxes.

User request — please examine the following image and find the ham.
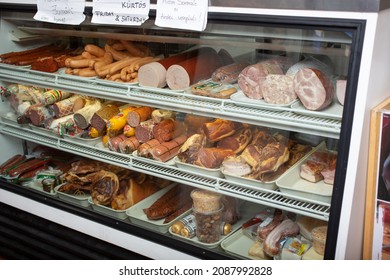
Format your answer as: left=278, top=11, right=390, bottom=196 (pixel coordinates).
left=293, top=68, right=334, bottom=111
left=237, top=59, right=284, bottom=100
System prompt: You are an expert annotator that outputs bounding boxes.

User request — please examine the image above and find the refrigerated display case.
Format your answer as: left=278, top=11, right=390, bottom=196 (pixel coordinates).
left=0, top=0, right=389, bottom=260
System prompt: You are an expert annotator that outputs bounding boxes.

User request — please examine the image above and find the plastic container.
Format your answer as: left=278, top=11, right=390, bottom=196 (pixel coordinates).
left=191, top=189, right=222, bottom=213
left=193, top=205, right=224, bottom=243
left=311, top=226, right=327, bottom=255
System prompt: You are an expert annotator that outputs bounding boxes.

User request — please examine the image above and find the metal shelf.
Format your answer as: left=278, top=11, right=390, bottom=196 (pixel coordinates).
left=0, top=65, right=342, bottom=139
left=0, top=122, right=331, bottom=221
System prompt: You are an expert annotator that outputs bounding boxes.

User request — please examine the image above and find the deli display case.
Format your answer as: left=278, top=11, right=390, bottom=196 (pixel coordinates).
left=0, top=0, right=390, bottom=260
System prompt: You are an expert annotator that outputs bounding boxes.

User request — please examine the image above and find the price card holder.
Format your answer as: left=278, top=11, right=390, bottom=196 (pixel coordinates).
left=34, top=0, right=86, bottom=25
left=91, top=0, right=150, bottom=26
left=155, top=0, right=208, bottom=32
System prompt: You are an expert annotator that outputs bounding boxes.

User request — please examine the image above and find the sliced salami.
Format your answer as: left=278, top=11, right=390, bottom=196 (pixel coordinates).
left=293, top=68, right=334, bottom=111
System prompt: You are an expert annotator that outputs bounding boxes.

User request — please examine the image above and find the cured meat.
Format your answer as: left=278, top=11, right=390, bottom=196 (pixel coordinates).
left=238, top=59, right=284, bottom=100
left=135, top=119, right=155, bottom=143
left=152, top=119, right=176, bottom=143
left=195, top=147, right=235, bottom=169
left=118, top=136, right=140, bottom=154
left=91, top=171, right=119, bottom=206
left=37, top=89, right=73, bottom=106
left=257, top=209, right=284, bottom=241
left=166, top=48, right=221, bottom=90
left=90, top=103, right=120, bottom=134
left=336, top=79, right=347, bottom=105
left=0, top=154, right=26, bottom=174
left=53, top=95, right=83, bottom=118
left=151, top=109, right=175, bottom=123
left=211, top=62, right=249, bottom=84
left=108, top=134, right=128, bottom=152
left=73, top=99, right=103, bottom=129
left=216, top=127, right=253, bottom=154
left=149, top=134, right=188, bottom=162
left=262, top=74, right=297, bottom=104
left=138, top=47, right=214, bottom=88
left=293, top=68, right=334, bottom=111
left=31, top=56, right=59, bottom=73
left=300, top=151, right=337, bottom=183
left=263, top=219, right=300, bottom=257
left=27, top=104, right=53, bottom=126
left=178, top=134, right=207, bottom=164
left=126, top=106, right=154, bottom=127
left=202, top=119, right=241, bottom=143
left=221, top=155, right=252, bottom=177
left=137, top=139, right=161, bottom=157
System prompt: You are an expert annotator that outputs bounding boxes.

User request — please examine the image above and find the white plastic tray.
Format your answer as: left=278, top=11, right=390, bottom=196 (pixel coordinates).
left=230, top=91, right=298, bottom=111
left=276, top=142, right=334, bottom=204
left=63, top=133, right=102, bottom=146
left=168, top=201, right=265, bottom=249
left=55, top=184, right=91, bottom=207
left=220, top=229, right=270, bottom=260
left=126, top=184, right=190, bottom=233
left=133, top=150, right=176, bottom=166
left=290, top=98, right=343, bottom=120
left=221, top=167, right=277, bottom=190
left=174, top=156, right=223, bottom=178
left=88, top=197, right=129, bottom=219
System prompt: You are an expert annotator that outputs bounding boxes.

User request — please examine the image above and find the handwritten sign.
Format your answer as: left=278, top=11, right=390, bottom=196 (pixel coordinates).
left=91, top=0, right=150, bottom=26
left=155, top=0, right=208, bottom=31
left=34, top=0, right=86, bottom=25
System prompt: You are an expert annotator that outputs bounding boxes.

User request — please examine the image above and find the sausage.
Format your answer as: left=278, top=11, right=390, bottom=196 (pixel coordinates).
left=127, top=106, right=154, bottom=127
left=108, top=134, right=128, bottom=152
left=120, top=40, right=145, bottom=57
left=77, top=68, right=97, bottom=77
left=84, top=44, right=106, bottom=57
left=166, top=48, right=221, bottom=90
left=138, top=47, right=214, bottom=88
left=135, top=119, right=155, bottom=143
left=104, top=44, right=131, bottom=61
left=137, top=139, right=161, bottom=157
left=27, top=104, right=53, bottom=127
left=0, top=154, right=26, bottom=174
left=0, top=44, right=55, bottom=60
left=163, top=200, right=192, bottom=224
left=90, top=104, right=120, bottom=134
left=18, top=165, right=49, bottom=180
left=152, top=119, right=176, bottom=143
left=53, top=95, right=82, bottom=118
left=118, top=136, right=140, bottom=154
left=108, top=57, right=141, bottom=75
left=8, top=158, right=50, bottom=178
left=293, top=68, right=334, bottom=111
left=149, top=134, right=188, bottom=162
left=143, top=185, right=183, bottom=217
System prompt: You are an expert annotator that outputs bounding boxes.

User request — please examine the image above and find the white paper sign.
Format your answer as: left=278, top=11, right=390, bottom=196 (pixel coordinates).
left=92, top=0, right=150, bottom=26
left=155, top=0, right=208, bottom=32
left=34, top=0, right=86, bottom=25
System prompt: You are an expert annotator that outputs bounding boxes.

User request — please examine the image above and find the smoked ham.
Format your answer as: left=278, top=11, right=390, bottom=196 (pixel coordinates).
left=293, top=68, right=334, bottom=111
left=238, top=59, right=284, bottom=100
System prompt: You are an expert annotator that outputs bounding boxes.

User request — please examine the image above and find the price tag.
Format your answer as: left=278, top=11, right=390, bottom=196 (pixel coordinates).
left=91, top=0, right=150, bottom=26
left=155, top=0, right=208, bottom=32
left=34, top=0, right=86, bottom=25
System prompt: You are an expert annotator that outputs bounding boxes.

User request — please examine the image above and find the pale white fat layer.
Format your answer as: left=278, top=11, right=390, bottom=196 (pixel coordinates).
left=138, top=62, right=167, bottom=88
left=166, top=64, right=190, bottom=90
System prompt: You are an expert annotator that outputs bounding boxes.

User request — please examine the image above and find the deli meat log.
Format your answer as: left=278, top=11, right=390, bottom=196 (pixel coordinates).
left=293, top=68, right=334, bottom=111
left=166, top=48, right=221, bottom=90
left=238, top=59, right=284, bottom=100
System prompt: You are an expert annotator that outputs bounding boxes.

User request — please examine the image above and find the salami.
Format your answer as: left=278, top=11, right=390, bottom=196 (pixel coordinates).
left=135, top=119, right=155, bottom=143
left=53, top=95, right=82, bottom=118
